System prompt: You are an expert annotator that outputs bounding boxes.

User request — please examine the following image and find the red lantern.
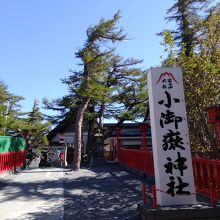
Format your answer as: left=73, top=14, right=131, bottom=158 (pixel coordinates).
left=207, top=106, right=220, bottom=124
left=207, top=105, right=220, bottom=146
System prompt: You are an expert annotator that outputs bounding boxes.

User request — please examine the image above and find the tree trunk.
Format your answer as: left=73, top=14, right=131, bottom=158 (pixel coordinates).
left=98, top=102, right=105, bottom=128
left=73, top=97, right=90, bottom=171
left=86, top=111, right=96, bottom=161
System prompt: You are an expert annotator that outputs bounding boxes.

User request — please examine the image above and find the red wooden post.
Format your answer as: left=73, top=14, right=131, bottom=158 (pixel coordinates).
left=0, top=154, right=2, bottom=172
left=209, top=183, right=215, bottom=207
left=116, top=128, right=121, bottom=161
left=207, top=106, right=220, bottom=146
left=206, top=162, right=212, bottom=188
left=217, top=122, right=220, bottom=146
left=15, top=151, right=18, bottom=168
left=23, top=150, right=26, bottom=167
left=199, top=160, right=205, bottom=188
left=140, top=124, right=148, bottom=151
left=116, top=128, right=120, bottom=148
left=140, top=124, right=148, bottom=174
left=2, top=154, right=4, bottom=171
left=110, top=139, right=113, bottom=161
left=216, top=162, right=220, bottom=192
left=152, top=185, right=157, bottom=208
left=142, top=183, right=147, bottom=204
left=193, top=159, right=199, bottom=189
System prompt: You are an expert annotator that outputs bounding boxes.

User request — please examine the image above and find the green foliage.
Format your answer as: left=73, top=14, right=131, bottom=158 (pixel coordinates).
left=0, top=80, right=24, bottom=135
left=161, top=2, right=220, bottom=158
left=0, top=82, right=50, bottom=156
left=46, top=12, right=148, bottom=128
left=27, top=98, right=50, bottom=155
left=165, top=0, right=210, bottom=55
left=43, top=12, right=148, bottom=169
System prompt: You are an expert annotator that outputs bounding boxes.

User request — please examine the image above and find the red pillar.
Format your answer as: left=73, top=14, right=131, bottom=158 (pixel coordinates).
left=152, top=185, right=157, bottom=208
left=140, top=124, right=148, bottom=173
left=217, top=122, right=220, bottom=146
left=140, top=124, right=148, bottom=151
left=142, top=183, right=147, bottom=204
left=110, top=139, right=113, bottom=161
left=116, top=128, right=121, bottom=161
left=209, top=183, right=216, bottom=207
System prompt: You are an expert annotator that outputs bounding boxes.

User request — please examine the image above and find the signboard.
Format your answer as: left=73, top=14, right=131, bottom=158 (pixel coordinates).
left=148, top=67, right=196, bottom=206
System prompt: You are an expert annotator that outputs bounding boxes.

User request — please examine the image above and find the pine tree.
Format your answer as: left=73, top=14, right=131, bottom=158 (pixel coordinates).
left=27, top=98, right=50, bottom=156
left=28, top=97, right=43, bottom=124
left=44, top=12, right=147, bottom=170
left=166, top=0, right=210, bottom=55
left=71, top=12, right=128, bottom=170
left=161, top=3, right=220, bottom=158
left=0, top=80, right=24, bottom=135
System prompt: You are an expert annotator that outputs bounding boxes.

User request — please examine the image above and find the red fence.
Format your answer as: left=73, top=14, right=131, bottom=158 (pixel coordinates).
left=118, top=148, right=147, bottom=173
left=115, top=124, right=155, bottom=175
left=117, top=148, right=154, bottom=176
left=117, top=148, right=220, bottom=200
left=0, top=150, right=26, bottom=173
left=112, top=126, right=220, bottom=200
left=193, top=157, right=220, bottom=199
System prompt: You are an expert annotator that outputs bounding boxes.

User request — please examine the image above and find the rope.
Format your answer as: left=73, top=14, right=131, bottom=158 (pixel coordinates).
left=156, top=188, right=197, bottom=196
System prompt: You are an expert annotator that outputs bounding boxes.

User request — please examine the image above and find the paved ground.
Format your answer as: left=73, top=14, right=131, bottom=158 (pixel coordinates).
left=0, top=167, right=66, bottom=220
left=63, top=163, right=148, bottom=219
left=0, top=163, right=211, bottom=220
left=0, top=163, right=150, bottom=220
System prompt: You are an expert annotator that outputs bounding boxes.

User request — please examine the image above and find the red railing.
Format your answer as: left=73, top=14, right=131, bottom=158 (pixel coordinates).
left=117, top=147, right=154, bottom=176
left=115, top=125, right=155, bottom=175
left=118, top=148, right=147, bottom=172
left=117, top=148, right=220, bottom=200
left=193, top=157, right=220, bottom=199
left=145, top=150, right=154, bottom=176
left=0, top=150, right=26, bottom=173
left=114, top=126, right=220, bottom=200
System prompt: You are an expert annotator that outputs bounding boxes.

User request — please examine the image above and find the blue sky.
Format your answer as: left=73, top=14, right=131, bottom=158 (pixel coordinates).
left=0, top=0, right=175, bottom=114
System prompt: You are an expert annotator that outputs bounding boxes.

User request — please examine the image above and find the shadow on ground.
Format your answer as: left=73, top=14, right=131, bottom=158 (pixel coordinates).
left=1, top=164, right=149, bottom=219
left=0, top=164, right=212, bottom=220
left=63, top=164, right=153, bottom=219
left=0, top=167, right=67, bottom=220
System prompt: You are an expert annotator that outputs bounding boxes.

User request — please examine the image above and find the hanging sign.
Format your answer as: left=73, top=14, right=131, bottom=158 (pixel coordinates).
left=148, top=67, right=196, bottom=206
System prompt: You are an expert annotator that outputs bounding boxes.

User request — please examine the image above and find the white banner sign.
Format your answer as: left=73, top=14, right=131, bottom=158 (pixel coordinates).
left=148, top=67, right=196, bottom=206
